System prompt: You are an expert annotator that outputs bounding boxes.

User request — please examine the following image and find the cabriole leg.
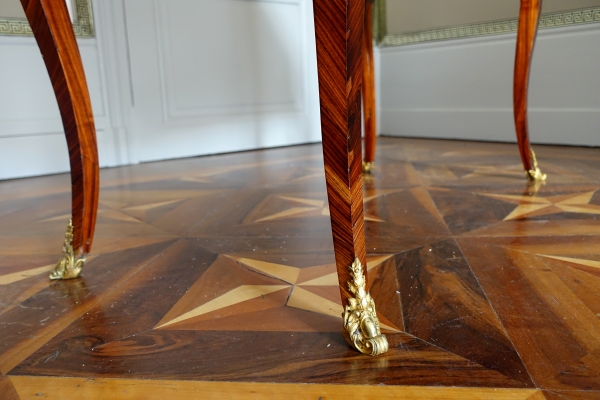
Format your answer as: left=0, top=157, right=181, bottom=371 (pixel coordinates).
left=21, top=0, right=100, bottom=279
left=313, top=0, right=388, bottom=356
left=514, top=0, right=546, bottom=182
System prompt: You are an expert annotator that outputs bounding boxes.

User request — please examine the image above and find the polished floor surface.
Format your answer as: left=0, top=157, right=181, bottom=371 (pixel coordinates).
left=1, top=137, right=600, bottom=399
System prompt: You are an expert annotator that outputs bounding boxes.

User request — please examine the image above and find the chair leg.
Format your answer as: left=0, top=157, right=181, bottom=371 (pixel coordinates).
left=313, top=0, right=388, bottom=356
left=21, top=0, right=100, bottom=279
left=514, top=0, right=546, bottom=181
left=362, top=0, right=376, bottom=174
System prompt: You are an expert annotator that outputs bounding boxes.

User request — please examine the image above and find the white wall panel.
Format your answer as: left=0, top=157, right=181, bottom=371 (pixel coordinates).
left=0, top=33, right=113, bottom=180
left=0, top=0, right=320, bottom=179
left=378, top=24, right=600, bottom=146
left=0, top=39, right=61, bottom=136
left=161, top=0, right=301, bottom=118
left=0, top=40, right=107, bottom=136
left=125, top=0, right=320, bottom=163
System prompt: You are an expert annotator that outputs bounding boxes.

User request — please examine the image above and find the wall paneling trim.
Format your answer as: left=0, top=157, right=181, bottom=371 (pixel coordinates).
left=0, top=0, right=320, bottom=179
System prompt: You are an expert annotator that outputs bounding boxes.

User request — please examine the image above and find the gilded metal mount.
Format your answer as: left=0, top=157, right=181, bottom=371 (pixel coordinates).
left=49, top=219, right=86, bottom=280
left=342, top=258, right=389, bottom=356
left=525, top=149, right=546, bottom=182
left=362, top=161, right=374, bottom=174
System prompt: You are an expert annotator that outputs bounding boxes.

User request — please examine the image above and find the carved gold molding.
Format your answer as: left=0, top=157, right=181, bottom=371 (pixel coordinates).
left=362, top=161, right=374, bottom=174
left=49, top=219, right=86, bottom=280
left=525, top=149, right=547, bottom=182
left=342, top=258, right=388, bottom=356
left=375, top=1, right=600, bottom=47
left=0, top=0, right=94, bottom=37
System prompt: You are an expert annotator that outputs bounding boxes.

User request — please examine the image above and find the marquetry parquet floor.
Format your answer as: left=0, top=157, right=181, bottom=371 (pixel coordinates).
left=1, top=137, right=600, bottom=399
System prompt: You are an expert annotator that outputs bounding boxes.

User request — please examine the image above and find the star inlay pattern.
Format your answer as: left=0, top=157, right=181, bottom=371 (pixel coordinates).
left=479, top=190, right=600, bottom=220
left=154, top=254, right=400, bottom=332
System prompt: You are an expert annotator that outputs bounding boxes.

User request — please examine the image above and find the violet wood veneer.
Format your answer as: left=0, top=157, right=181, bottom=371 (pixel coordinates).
left=20, top=0, right=99, bottom=256
left=514, top=0, right=545, bottom=180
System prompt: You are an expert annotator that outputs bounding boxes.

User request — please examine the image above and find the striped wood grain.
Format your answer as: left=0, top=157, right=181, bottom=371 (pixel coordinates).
left=363, top=0, right=377, bottom=165
left=513, top=0, right=542, bottom=172
left=21, top=0, right=99, bottom=255
left=314, top=0, right=368, bottom=306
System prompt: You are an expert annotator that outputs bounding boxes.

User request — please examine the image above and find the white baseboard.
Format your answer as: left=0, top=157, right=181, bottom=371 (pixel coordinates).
left=381, top=109, right=599, bottom=146
left=0, top=129, right=114, bottom=180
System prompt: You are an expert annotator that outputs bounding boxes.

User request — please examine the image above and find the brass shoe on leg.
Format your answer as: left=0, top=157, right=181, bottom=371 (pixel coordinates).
left=342, top=258, right=388, bottom=356
left=49, top=219, right=86, bottom=280
left=525, top=149, right=546, bottom=182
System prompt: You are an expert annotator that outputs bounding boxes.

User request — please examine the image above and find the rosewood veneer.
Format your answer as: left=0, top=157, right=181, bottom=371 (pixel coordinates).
left=514, top=0, right=546, bottom=181
left=21, top=0, right=99, bottom=280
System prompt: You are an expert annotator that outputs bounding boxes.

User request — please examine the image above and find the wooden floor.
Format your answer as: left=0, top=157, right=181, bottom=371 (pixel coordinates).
left=1, top=137, right=600, bottom=399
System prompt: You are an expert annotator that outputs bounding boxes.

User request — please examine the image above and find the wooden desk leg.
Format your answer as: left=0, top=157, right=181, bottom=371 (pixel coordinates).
left=313, top=0, right=388, bottom=356
left=21, top=0, right=100, bottom=279
left=514, top=0, right=546, bottom=181
left=362, top=0, right=376, bottom=174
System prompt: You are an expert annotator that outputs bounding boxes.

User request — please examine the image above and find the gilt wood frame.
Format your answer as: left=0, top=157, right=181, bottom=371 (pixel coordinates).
left=3, top=0, right=94, bottom=37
